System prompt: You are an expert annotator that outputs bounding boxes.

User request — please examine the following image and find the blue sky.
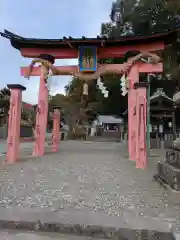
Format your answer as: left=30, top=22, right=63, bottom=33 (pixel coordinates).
left=0, top=0, right=112, bottom=104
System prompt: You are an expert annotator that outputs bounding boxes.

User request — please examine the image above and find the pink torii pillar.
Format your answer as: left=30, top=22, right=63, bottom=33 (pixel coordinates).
left=52, top=108, right=61, bottom=152
left=128, top=64, right=148, bottom=169
left=128, top=65, right=139, bottom=162
left=134, top=82, right=148, bottom=169
left=6, top=84, right=26, bottom=164
left=33, top=65, right=48, bottom=157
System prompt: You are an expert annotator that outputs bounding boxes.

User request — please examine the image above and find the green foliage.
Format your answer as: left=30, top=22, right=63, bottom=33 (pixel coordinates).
left=68, top=125, right=86, bottom=140
left=130, top=1, right=180, bottom=36
left=120, top=0, right=180, bottom=73
left=21, top=111, right=29, bottom=121
left=48, top=93, right=68, bottom=123
left=48, top=93, right=69, bottom=111
left=61, top=0, right=180, bottom=123
left=0, top=87, right=10, bottom=124
left=101, top=22, right=114, bottom=38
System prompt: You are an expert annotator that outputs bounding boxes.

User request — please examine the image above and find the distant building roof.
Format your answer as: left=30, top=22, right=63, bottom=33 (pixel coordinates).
left=150, top=88, right=173, bottom=102
left=97, top=115, right=123, bottom=124
left=22, top=102, right=34, bottom=110
left=123, top=88, right=175, bottom=117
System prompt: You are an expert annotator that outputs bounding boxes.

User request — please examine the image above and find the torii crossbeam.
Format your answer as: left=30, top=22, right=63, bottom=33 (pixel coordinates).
left=21, top=63, right=163, bottom=77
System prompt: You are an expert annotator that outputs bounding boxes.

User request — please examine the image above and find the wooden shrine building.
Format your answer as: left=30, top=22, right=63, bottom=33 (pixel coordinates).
left=150, top=88, right=176, bottom=148
left=123, top=87, right=177, bottom=148
left=150, top=88, right=176, bottom=134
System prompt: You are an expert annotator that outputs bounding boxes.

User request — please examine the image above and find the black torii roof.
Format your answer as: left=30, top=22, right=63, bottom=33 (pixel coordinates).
left=0, top=27, right=180, bottom=50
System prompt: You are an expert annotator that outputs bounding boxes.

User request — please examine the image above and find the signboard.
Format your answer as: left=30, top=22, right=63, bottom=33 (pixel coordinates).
left=78, top=46, right=97, bottom=72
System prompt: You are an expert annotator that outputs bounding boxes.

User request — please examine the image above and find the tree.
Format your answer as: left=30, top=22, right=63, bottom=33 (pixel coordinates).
left=0, top=87, right=10, bottom=124
left=64, top=74, right=127, bottom=121
left=48, top=93, right=68, bottom=126
left=48, top=93, right=68, bottom=112
left=101, top=22, right=113, bottom=37
left=64, top=78, right=98, bottom=124
left=132, top=0, right=180, bottom=76
left=62, top=0, right=180, bottom=124
left=101, top=0, right=180, bottom=75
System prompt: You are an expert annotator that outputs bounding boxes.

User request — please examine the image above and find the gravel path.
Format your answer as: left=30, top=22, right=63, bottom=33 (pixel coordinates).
left=0, top=141, right=179, bottom=232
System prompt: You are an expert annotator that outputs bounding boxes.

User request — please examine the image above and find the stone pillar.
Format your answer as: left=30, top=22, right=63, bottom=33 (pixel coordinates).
left=124, top=133, right=128, bottom=143
left=172, top=111, right=176, bottom=140
left=6, top=84, right=26, bottom=164
left=160, top=140, right=164, bottom=149
left=33, top=65, right=48, bottom=156
left=52, top=108, right=60, bottom=152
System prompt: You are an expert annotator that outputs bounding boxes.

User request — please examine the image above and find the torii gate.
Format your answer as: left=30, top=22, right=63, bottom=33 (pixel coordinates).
left=2, top=29, right=177, bottom=167
left=19, top=52, right=162, bottom=168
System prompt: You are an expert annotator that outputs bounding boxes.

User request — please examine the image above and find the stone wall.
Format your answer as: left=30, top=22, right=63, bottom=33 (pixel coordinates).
left=0, top=124, right=33, bottom=139
left=0, top=124, right=7, bottom=139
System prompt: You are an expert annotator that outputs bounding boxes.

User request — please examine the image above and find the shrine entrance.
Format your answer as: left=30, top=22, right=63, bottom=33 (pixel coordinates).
left=1, top=29, right=179, bottom=168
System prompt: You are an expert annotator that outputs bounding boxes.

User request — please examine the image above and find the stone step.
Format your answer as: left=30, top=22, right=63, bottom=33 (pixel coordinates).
left=0, top=218, right=175, bottom=240
left=155, top=161, right=180, bottom=191
left=86, top=136, right=121, bottom=142
left=172, top=138, right=180, bottom=150
left=101, top=131, right=120, bottom=138
left=165, top=150, right=180, bottom=168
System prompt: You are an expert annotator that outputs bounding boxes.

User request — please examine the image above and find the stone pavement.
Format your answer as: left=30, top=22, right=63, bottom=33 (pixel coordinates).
left=0, top=230, right=106, bottom=239
left=0, top=133, right=52, bottom=154
left=0, top=141, right=34, bottom=155
left=0, top=141, right=179, bottom=238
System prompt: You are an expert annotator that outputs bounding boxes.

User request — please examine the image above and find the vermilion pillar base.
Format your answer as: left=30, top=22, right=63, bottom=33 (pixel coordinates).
left=52, top=108, right=60, bottom=152
left=6, top=84, right=26, bottom=164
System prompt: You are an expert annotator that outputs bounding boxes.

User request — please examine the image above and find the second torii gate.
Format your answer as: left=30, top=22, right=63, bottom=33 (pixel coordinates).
left=20, top=54, right=162, bottom=168
left=2, top=29, right=178, bottom=167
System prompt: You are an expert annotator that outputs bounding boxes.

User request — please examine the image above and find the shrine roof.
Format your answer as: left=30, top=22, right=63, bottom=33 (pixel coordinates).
left=22, top=102, right=34, bottom=110
left=0, top=27, right=180, bottom=50
left=123, top=88, right=176, bottom=117
left=150, top=88, right=174, bottom=103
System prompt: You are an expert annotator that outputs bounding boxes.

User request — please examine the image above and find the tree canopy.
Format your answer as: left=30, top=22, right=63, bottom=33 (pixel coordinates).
left=49, top=0, right=180, bottom=125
